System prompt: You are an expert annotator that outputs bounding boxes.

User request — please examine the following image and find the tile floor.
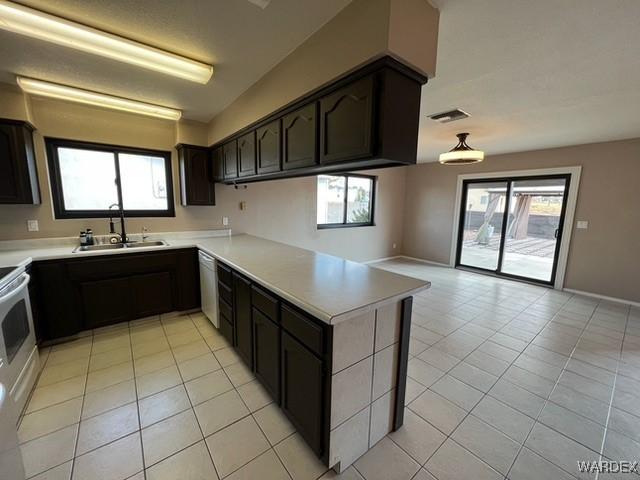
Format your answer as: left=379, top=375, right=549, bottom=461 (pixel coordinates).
left=18, top=258, right=640, bottom=480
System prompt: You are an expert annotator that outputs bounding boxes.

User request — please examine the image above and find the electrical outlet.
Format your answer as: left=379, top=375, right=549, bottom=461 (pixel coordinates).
left=392, top=243, right=397, bottom=249
left=27, top=220, right=39, bottom=232
left=222, top=216, right=229, bottom=226
left=240, top=201, right=247, bottom=211
left=576, top=220, right=589, bottom=229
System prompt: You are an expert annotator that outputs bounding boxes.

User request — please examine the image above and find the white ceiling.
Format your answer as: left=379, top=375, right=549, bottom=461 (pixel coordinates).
left=418, top=0, right=640, bottom=162
left=0, top=0, right=351, bottom=122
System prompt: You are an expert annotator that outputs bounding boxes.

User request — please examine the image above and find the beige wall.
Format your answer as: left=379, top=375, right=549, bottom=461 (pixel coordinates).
left=402, top=138, right=640, bottom=302
left=207, top=0, right=438, bottom=144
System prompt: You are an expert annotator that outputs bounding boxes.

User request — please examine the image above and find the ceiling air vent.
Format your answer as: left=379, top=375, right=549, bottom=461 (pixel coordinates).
left=428, top=108, right=470, bottom=123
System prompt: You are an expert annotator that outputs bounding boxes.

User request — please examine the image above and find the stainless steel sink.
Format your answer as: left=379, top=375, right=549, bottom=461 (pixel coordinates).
left=74, top=243, right=126, bottom=252
left=124, top=240, right=168, bottom=248
left=73, top=240, right=167, bottom=252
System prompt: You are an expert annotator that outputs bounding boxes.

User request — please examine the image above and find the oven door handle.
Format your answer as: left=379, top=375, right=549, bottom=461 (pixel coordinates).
left=0, top=273, right=30, bottom=304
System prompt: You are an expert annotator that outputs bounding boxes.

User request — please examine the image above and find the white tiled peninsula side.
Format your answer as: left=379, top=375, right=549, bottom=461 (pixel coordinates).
left=329, top=300, right=409, bottom=472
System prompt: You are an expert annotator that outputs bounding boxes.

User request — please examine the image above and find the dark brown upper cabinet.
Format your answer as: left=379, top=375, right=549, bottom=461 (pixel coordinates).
left=237, top=131, right=256, bottom=178
left=177, top=144, right=215, bottom=206
left=319, top=76, right=374, bottom=164
left=256, top=120, right=281, bottom=174
left=282, top=104, right=317, bottom=171
left=209, top=56, right=427, bottom=184
left=223, top=140, right=238, bottom=180
left=0, top=119, right=40, bottom=204
left=211, top=146, right=224, bottom=182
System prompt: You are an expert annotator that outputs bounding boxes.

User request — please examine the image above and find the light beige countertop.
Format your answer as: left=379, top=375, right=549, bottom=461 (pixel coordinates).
left=0, top=232, right=430, bottom=324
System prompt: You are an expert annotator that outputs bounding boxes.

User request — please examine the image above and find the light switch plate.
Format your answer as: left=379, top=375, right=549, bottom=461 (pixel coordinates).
left=576, top=220, right=589, bottom=229
left=222, top=216, right=229, bottom=226
left=27, top=219, right=39, bottom=232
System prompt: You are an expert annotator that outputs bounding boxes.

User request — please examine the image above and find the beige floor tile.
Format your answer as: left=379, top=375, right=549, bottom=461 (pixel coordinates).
left=82, top=379, right=136, bottom=419
left=223, top=360, right=256, bottom=387
left=194, top=389, right=249, bottom=436
left=76, top=402, right=139, bottom=455
left=451, top=415, right=520, bottom=475
left=207, top=416, right=270, bottom=478
left=548, top=384, right=610, bottom=426
left=417, top=347, right=460, bottom=373
left=430, top=374, right=484, bottom=411
left=508, top=447, right=576, bottom=480
left=167, top=329, right=201, bottom=348
left=471, top=395, right=535, bottom=443
left=407, top=358, right=445, bottom=388
left=46, top=341, right=92, bottom=366
left=85, top=361, right=134, bottom=393
left=136, top=364, right=182, bottom=399
left=205, top=333, right=231, bottom=351
left=133, top=349, right=176, bottom=377
left=237, top=379, right=273, bottom=412
left=319, top=466, right=365, bottom=479
left=185, top=369, right=234, bottom=405
left=171, top=339, right=209, bottom=363
left=215, top=347, right=242, bottom=368
left=388, top=409, right=446, bottom=464
left=404, top=377, right=427, bottom=406
left=226, top=449, right=290, bottom=480
left=425, top=440, right=502, bottom=480
left=29, top=460, right=73, bottom=480
left=89, top=346, right=132, bottom=372
left=408, top=390, right=467, bottom=435
left=145, top=441, right=219, bottom=480
left=488, top=379, right=546, bottom=419
left=253, top=403, right=296, bottom=446
left=142, top=409, right=203, bottom=467
left=18, top=397, right=82, bottom=443
left=20, top=424, right=78, bottom=478
left=91, top=333, right=131, bottom=355
left=177, top=352, right=222, bottom=382
left=72, top=432, right=143, bottom=480
left=608, top=407, right=640, bottom=443
left=538, top=402, right=605, bottom=453
left=38, top=358, right=89, bottom=387
left=274, top=433, right=328, bottom=480
left=139, top=384, right=191, bottom=428
left=27, top=375, right=86, bottom=413
left=162, top=317, right=197, bottom=337
left=354, top=437, right=420, bottom=480
left=132, top=337, right=170, bottom=360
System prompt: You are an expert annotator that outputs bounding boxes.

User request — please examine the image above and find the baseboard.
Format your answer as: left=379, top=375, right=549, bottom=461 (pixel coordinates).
left=563, top=288, right=640, bottom=308
left=398, top=255, right=452, bottom=268
left=362, top=255, right=403, bottom=264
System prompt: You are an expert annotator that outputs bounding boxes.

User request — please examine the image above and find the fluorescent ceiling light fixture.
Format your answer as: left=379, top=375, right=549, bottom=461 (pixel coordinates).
left=439, top=132, right=485, bottom=165
left=0, top=0, right=213, bottom=83
left=17, top=77, right=182, bottom=121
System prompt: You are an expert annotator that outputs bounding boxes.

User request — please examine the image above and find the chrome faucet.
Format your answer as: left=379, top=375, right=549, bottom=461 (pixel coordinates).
left=108, top=203, right=127, bottom=244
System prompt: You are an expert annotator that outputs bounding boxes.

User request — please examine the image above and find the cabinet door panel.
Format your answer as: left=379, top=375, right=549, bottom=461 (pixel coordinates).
left=253, top=307, right=280, bottom=401
left=282, top=104, right=317, bottom=170
left=0, top=122, right=38, bottom=204
left=223, top=140, right=238, bottom=179
left=180, top=146, right=215, bottom=205
left=0, top=124, right=20, bottom=202
left=319, top=76, right=374, bottom=164
left=130, top=271, right=174, bottom=318
left=212, top=146, right=224, bottom=182
left=233, top=272, right=253, bottom=365
left=256, top=120, right=281, bottom=174
left=81, top=277, right=131, bottom=329
left=237, top=131, right=256, bottom=178
left=281, top=331, right=324, bottom=455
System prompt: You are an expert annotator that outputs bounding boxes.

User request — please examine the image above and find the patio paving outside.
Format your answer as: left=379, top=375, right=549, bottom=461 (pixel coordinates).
left=460, top=233, right=556, bottom=281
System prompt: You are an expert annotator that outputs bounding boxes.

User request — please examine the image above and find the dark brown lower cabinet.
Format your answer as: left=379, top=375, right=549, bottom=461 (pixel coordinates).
left=252, top=307, right=280, bottom=401
left=281, top=331, right=325, bottom=455
left=219, top=310, right=234, bottom=345
left=32, top=248, right=199, bottom=340
left=233, top=272, right=253, bottom=366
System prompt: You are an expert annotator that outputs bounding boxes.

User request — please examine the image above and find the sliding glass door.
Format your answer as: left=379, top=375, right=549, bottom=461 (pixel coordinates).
left=456, top=174, right=570, bottom=285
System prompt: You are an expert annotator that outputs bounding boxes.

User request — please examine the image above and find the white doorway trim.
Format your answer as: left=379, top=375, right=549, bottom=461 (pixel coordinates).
left=449, top=166, right=582, bottom=290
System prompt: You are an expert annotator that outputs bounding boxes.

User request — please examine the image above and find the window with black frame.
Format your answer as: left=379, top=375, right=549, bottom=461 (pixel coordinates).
left=45, top=138, right=174, bottom=219
left=316, top=174, right=375, bottom=228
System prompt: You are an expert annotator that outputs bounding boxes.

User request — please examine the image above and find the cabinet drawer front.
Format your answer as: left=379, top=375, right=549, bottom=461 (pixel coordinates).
left=216, top=263, right=232, bottom=286
left=251, top=285, right=279, bottom=322
left=281, top=305, right=324, bottom=356
left=218, top=281, right=232, bottom=305
left=219, top=314, right=234, bottom=344
left=218, top=297, right=232, bottom=321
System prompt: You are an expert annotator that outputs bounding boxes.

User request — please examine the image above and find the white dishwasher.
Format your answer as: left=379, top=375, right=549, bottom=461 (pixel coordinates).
left=198, top=251, right=219, bottom=327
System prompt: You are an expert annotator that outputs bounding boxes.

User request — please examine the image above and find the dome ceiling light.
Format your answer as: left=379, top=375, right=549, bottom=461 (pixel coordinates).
left=439, top=133, right=485, bottom=165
